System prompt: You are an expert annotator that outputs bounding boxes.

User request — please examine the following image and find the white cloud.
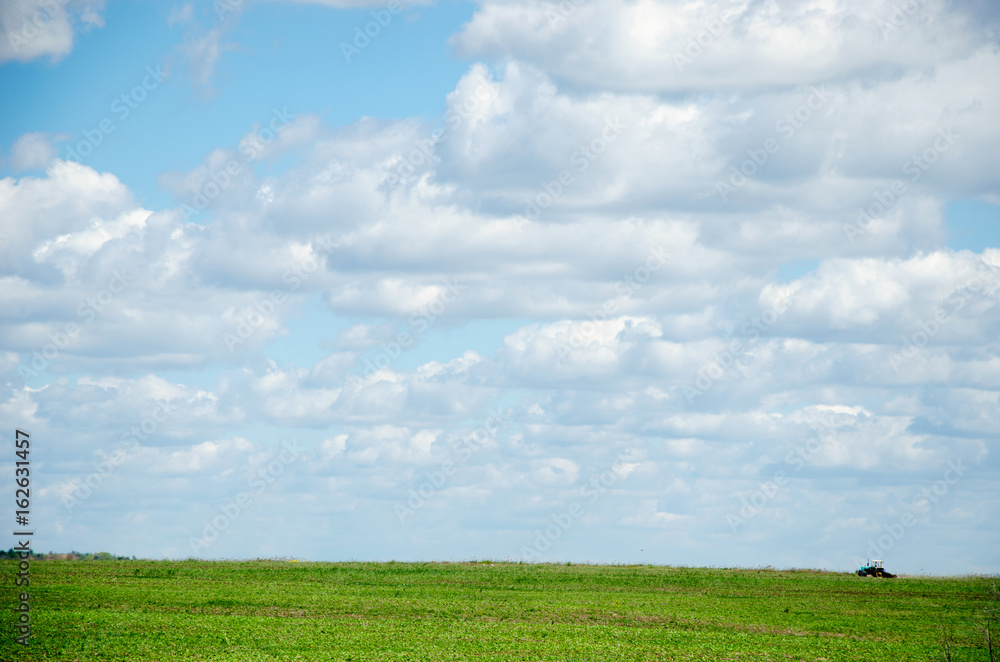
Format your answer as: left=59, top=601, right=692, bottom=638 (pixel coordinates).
left=167, top=3, right=194, bottom=26
left=776, top=250, right=1000, bottom=338
left=0, top=0, right=106, bottom=64
left=9, top=132, right=67, bottom=171
left=2, top=0, right=998, bottom=572
left=621, top=500, right=693, bottom=528
left=181, top=28, right=231, bottom=92
left=0, top=160, right=137, bottom=279
left=452, top=0, right=997, bottom=93
left=530, top=457, right=579, bottom=486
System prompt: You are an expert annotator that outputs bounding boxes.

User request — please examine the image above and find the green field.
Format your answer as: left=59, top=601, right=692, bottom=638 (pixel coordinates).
left=2, top=560, right=996, bottom=661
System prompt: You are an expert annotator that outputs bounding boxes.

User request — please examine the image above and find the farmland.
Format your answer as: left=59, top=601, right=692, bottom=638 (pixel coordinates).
left=1, top=560, right=995, bottom=661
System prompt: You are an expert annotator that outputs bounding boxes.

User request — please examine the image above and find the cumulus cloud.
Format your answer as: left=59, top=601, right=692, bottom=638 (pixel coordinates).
left=0, top=0, right=106, bottom=64
left=2, top=0, right=997, bottom=571
left=452, top=0, right=998, bottom=93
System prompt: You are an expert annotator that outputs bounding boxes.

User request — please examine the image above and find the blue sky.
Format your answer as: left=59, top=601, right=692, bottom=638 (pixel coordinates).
left=1, top=0, right=998, bottom=575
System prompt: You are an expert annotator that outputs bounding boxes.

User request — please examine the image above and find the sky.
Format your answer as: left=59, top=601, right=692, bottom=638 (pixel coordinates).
left=0, top=0, right=998, bottom=576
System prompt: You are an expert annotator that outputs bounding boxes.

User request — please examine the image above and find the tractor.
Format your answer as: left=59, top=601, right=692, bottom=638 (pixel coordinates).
left=856, top=559, right=895, bottom=578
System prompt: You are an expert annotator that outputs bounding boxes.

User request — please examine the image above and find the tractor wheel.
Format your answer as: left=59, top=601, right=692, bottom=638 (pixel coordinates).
left=876, top=570, right=883, bottom=578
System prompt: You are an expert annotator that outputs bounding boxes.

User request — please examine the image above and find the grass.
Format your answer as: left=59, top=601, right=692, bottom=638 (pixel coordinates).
left=1, top=559, right=995, bottom=661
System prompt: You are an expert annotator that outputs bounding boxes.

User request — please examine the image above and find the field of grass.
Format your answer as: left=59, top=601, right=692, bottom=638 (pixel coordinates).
left=1, top=559, right=995, bottom=661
